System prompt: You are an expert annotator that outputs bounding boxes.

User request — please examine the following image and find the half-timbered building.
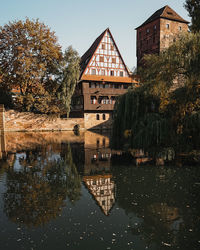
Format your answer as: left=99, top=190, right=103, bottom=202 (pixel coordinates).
left=71, top=28, right=136, bottom=130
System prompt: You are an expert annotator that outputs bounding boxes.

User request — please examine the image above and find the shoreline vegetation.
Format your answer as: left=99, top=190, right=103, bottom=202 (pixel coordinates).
left=111, top=32, right=200, bottom=165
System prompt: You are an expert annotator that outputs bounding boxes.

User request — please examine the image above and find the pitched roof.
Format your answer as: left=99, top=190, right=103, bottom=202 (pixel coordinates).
left=80, top=28, right=130, bottom=79
left=80, top=28, right=107, bottom=77
left=136, top=5, right=189, bottom=29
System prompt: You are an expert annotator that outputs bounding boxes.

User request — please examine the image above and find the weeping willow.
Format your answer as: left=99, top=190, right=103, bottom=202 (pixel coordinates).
left=112, top=32, right=200, bottom=156
left=111, top=87, right=175, bottom=151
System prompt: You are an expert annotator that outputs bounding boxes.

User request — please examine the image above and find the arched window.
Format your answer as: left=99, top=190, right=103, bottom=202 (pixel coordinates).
left=103, top=114, right=106, bottom=120
left=96, top=114, right=100, bottom=120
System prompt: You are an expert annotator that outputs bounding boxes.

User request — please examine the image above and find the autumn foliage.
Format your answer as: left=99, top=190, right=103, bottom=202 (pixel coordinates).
left=0, top=18, right=80, bottom=114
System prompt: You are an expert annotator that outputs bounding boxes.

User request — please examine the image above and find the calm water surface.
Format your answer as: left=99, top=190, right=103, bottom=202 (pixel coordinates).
left=0, top=131, right=200, bottom=250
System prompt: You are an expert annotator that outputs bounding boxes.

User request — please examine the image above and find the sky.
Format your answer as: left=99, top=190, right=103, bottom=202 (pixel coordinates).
left=0, top=0, right=190, bottom=70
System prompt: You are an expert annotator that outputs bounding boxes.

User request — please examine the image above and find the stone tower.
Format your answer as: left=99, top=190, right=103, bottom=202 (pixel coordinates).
left=136, top=5, right=189, bottom=67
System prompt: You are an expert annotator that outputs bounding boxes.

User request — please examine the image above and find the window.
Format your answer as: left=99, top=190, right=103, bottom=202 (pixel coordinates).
left=100, top=56, right=104, bottom=62
left=91, top=96, right=97, bottom=104
left=104, top=84, right=109, bottom=88
left=166, top=24, right=170, bottom=29
left=111, top=45, right=114, bottom=50
left=110, top=70, right=114, bottom=76
left=100, top=190, right=104, bottom=195
left=167, top=12, right=173, bottom=15
left=97, top=139, right=100, bottom=147
left=179, top=26, right=182, bottom=31
left=101, top=69, right=105, bottom=75
left=92, top=69, right=96, bottom=75
left=89, top=82, right=96, bottom=88
left=112, top=58, right=116, bottom=63
left=154, top=25, right=157, bottom=30
left=111, top=96, right=116, bottom=104
left=153, top=34, right=155, bottom=43
left=102, top=200, right=105, bottom=205
left=102, top=44, right=105, bottom=49
left=114, top=84, right=119, bottom=89
left=120, top=71, right=124, bottom=77
left=96, top=114, right=100, bottom=120
left=103, top=138, right=106, bottom=147
left=103, top=114, right=106, bottom=120
left=146, top=28, right=150, bottom=34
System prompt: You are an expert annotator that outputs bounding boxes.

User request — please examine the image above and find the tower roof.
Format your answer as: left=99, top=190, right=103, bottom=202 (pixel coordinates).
left=136, top=5, right=189, bottom=29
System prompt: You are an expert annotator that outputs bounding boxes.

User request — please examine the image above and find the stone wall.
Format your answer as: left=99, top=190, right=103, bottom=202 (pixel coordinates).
left=4, top=110, right=85, bottom=132
left=160, top=19, right=188, bottom=51
left=0, top=105, right=5, bottom=131
left=84, top=112, right=113, bottom=130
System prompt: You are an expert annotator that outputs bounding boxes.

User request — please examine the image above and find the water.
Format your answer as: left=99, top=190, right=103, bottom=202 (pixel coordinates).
left=0, top=131, right=200, bottom=250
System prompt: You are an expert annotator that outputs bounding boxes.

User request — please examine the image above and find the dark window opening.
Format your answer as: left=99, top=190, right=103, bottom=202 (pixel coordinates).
left=103, top=114, right=106, bottom=120
left=96, top=114, right=100, bottom=120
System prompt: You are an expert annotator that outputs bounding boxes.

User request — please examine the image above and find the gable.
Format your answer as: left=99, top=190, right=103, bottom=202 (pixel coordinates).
left=80, top=29, right=130, bottom=80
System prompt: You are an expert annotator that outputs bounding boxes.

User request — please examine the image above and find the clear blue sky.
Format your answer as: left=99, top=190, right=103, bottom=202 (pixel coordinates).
left=0, top=0, right=189, bottom=69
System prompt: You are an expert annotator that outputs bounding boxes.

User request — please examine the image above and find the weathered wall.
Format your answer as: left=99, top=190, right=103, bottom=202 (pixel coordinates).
left=84, top=112, right=112, bottom=130
left=4, top=110, right=85, bottom=132
left=0, top=105, right=5, bottom=131
left=160, top=19, right=188, bottom=50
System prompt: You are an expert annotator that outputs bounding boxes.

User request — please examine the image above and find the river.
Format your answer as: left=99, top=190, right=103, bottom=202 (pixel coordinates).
left=0, top=131, right=200, bottom=250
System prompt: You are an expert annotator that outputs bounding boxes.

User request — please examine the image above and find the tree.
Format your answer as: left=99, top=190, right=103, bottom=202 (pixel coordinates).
left=112, top=33, right=200, bottom=152
left=57, top=46, right=80, bottom=117
left=0, top=18, right=62, bottom=113
left=184, top=0, right=200, bottom=32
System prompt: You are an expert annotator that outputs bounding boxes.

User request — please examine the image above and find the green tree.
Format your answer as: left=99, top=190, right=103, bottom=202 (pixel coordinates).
left=57, top=46, right=80, bottom=117
left=112, top=32, right=200, bottom=152
left=184, top=0, right=200, bottom=32
left=0, top=18, right=62, bottom=113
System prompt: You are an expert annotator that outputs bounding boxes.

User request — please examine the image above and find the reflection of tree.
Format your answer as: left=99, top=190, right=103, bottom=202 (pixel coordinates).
left=112, top=165, right=200, bottom=249
left=4, top=144, right=81, bottom=227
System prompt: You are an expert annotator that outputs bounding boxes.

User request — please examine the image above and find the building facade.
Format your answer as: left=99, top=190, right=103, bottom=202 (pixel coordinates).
left=71, top=28, right=136, bottom=130
left=136, top=5, right=189, bottom=67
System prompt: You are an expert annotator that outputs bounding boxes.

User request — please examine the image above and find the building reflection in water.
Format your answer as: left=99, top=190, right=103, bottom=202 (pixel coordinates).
left=83, top=131, right=116, bottom=215
left=83, top=174, right=115, bottom=216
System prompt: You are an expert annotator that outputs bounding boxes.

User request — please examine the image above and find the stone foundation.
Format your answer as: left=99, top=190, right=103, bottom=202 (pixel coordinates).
left=84, top=112, right=112, bottom=130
